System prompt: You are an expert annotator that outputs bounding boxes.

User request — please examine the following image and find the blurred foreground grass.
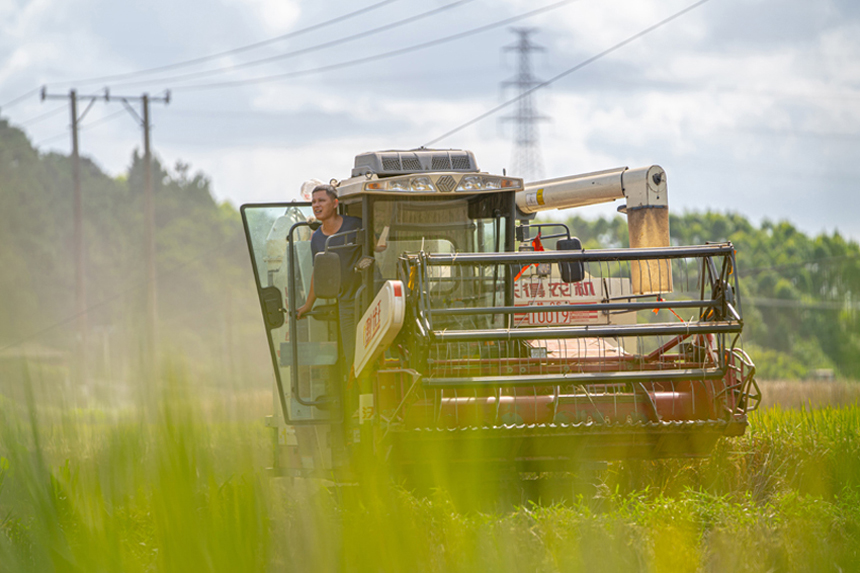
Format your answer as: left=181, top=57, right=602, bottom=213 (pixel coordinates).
left=1, top=372, right=859, bottom=572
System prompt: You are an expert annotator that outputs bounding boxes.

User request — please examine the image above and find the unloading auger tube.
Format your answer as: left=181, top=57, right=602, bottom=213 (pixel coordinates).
left=518, top=165, right=671, bottom=294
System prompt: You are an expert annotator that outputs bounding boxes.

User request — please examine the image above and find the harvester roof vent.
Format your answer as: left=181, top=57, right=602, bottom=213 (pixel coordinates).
left=352, top=149, right=479, bottom=177
left=431, top=154, right=450, bottom=170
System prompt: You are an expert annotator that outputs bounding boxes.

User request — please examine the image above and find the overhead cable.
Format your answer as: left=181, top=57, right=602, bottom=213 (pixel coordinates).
left=17, top=104, right=67, bottom=127
left=80, top=109, right=130, bottom=130
left=108, top=0, right=477, bottom=90
left=57, top=0, right=404, bottom=88
left=174, top=0, right=582, bottom=92
left=0, top=88, right=42, bottom=112
left=424, top=0, right=712, bottom=146
left=33, top=109, right=129, bottom=148
left=35, top=131, right=69, bottom=147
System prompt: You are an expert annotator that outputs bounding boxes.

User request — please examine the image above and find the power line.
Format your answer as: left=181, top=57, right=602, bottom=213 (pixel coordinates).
left=35, top=131, right=69, bottom=147
left=5, top=0, right=405, bottom=109
left=424, top=0, right=712, bottom=146
left=33, top=109, right=128, bottom=147
left=0, top=88, right=42, bottom=112
left=80, top=109, right=129, bottom=130
left=174, top=0, right=582, bottom=92
left=551, top=77, right=860, bottom=103
left=56, top=0, right=404, bottom=88
left=17, top=104, right=68, bottom=127
left=108, top=0, right=478, bottom=91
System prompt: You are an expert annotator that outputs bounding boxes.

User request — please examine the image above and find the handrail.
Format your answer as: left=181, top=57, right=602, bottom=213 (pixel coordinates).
left=430, top=299, right=720, bottom=316
left=430, top=320, right=742, bottom=343
left=421, top=243, right=734, bottom=265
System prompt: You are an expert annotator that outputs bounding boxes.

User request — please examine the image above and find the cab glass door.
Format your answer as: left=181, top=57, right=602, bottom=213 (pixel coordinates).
left=241, top=203, right=338, bottom=423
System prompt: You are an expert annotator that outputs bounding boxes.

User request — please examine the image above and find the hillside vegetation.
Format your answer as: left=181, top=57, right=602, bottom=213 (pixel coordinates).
left=0, top=119, right=267, bottom=397
left=1, top=118, right=858, bottom=386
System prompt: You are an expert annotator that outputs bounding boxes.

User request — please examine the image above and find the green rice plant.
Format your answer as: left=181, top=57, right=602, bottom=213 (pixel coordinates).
left=0, top=369, right=270, bottom=572
left=1, top=369, right=860, bottom=572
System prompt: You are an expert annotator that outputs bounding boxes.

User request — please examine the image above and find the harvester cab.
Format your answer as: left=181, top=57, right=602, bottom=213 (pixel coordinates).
left=241, top=149, right=760, bottom=480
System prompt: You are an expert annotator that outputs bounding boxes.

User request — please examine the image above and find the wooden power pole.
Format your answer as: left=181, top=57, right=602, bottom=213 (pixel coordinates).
left=41, top=87, right=171, bottom=377
left=40, top=87, right=107, bottom=388
left=109, top=91, right=171, bottom=369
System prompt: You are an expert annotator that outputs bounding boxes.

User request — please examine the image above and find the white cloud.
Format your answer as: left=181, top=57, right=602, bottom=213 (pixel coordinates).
left=818, top=24, right=860, bottom=83
left=221, top=0, right=300, bottom=35
left=3, top=0, right=860, bottom=239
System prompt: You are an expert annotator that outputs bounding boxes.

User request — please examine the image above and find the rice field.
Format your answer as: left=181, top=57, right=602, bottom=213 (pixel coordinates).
left=1, top=374, right=859, bottom=572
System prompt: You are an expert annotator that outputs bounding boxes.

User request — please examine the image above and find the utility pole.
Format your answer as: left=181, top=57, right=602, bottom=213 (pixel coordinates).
left=40, top=87, right=107, bottom=389
left=108, top=91, right=170, bottom=370
left=502, top=28, right=548, bottom=182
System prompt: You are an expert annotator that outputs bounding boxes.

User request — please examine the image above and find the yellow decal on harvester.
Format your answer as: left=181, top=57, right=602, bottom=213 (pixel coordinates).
left=537, top=187, right=545, bottom=205
left=359, top=393, right=374, bottom=424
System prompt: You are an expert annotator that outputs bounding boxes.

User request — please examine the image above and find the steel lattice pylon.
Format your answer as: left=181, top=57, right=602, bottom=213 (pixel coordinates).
left=502, top=28, right=548, bottom=183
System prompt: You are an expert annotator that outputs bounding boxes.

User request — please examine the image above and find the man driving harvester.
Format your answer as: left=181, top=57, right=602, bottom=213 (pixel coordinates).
left=296, top=184, right=362, bottom=375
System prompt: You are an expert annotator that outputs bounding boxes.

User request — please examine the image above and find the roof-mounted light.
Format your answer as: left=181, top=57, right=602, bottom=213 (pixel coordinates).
left=364, top=176, right=436, bottom=193
left=364, top=173, right=522, bottom=193
left=455, top=175, right=521, bottom=191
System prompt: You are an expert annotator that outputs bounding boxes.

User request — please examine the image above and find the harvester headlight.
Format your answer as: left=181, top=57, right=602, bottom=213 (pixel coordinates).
left=456, top=176, right=483, bottom=191
left=482, top=177, right=502, bottom=190
left=365, top=174, right=522, bottom=193
left=454, top=176, right=521, bottom=191
left=409, top=176, right=435, bottom=192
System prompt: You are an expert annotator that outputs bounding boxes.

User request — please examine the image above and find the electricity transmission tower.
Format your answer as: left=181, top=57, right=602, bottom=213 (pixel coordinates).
left=502, top=28, right=548, bottom=182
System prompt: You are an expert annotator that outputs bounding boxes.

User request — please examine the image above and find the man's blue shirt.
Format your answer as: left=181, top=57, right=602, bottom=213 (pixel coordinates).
left=310, top=215, right=362, bottom=301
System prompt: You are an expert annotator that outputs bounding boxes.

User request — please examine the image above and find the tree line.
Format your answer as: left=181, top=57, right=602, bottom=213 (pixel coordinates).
left=1, top=117, right=857, bottom=386
left=562, top=213, right=860, bottom=380
left=0, top=119, right=267, bottom=396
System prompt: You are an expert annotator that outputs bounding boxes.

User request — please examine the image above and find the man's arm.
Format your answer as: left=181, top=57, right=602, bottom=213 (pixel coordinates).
left=296, top=273, right=316, bottom=319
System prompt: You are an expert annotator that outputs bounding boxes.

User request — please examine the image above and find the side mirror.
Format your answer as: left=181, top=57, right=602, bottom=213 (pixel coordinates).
left=260, top=286, right=285, bottom=329
left=557, top=237, right=584, bottom=283
left=314, top=251, right=342, bottom=299
left=515, top=225, right=527, bottom=242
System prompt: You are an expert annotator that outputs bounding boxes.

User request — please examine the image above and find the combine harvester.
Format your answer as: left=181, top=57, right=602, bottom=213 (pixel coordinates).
left=241, top=149, right=760, bottom=482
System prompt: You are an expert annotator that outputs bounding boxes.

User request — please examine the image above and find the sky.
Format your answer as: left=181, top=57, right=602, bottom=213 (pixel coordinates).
left=1, top=0, right=859, bottom=240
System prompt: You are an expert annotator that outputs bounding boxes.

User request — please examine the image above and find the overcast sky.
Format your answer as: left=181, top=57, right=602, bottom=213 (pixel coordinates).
left=2, top=0, right=858, bottom=240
